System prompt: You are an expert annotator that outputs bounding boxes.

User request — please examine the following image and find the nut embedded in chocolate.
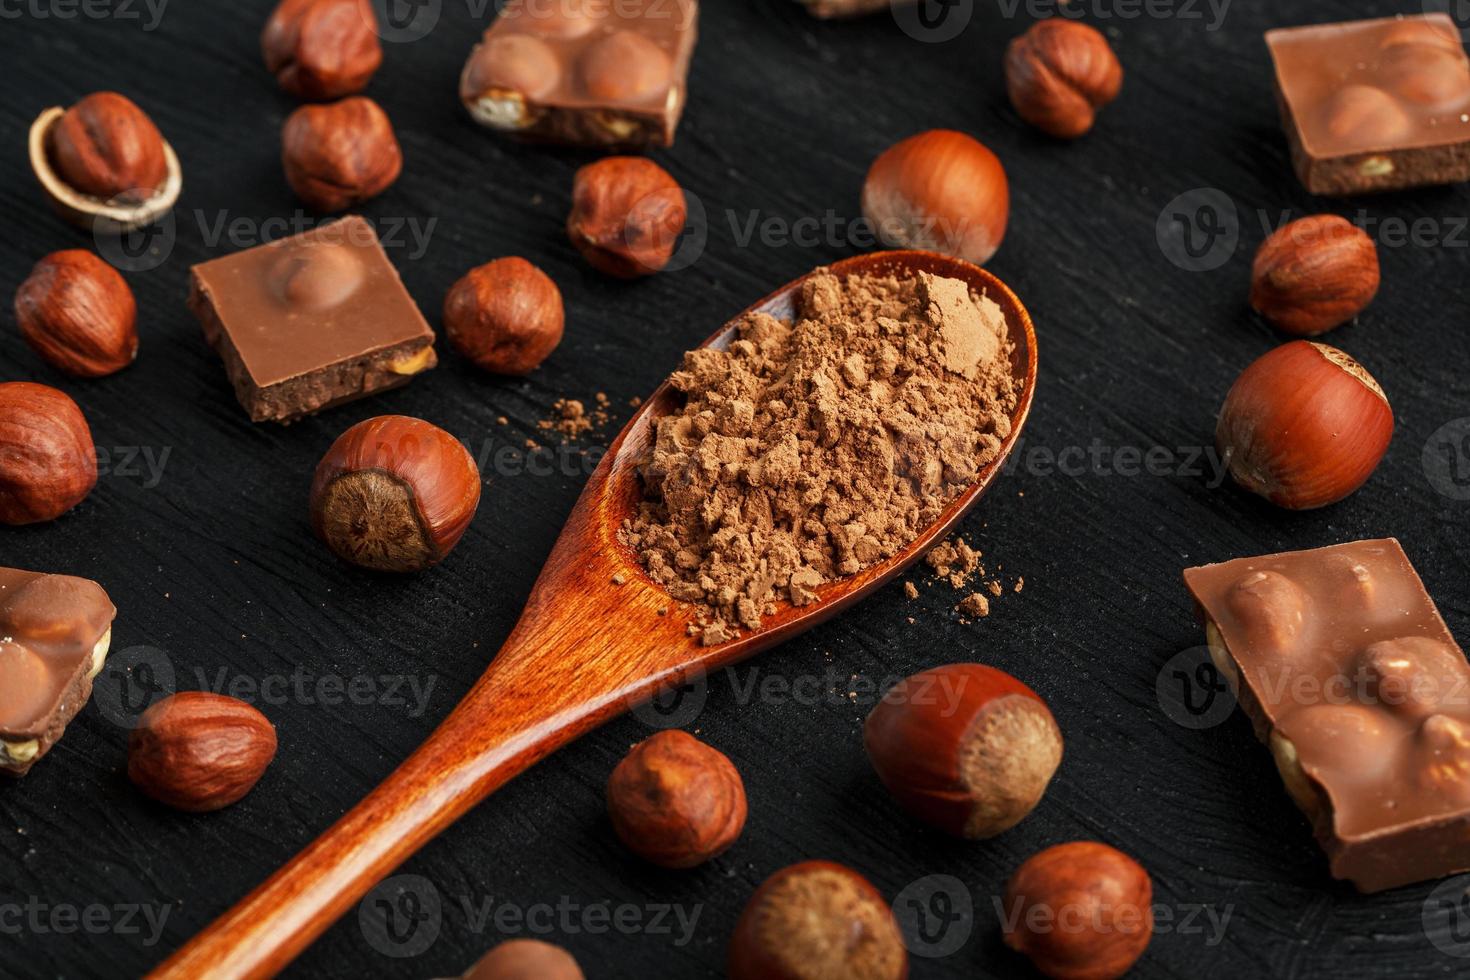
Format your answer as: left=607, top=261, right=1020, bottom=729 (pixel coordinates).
left=0, top=568, right=117, bottom=777
left=282, top=96, right=402, bottom=212
left=188, top=216, right=438, bottom=423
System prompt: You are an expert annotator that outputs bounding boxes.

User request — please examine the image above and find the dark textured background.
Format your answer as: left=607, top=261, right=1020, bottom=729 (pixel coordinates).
left=4, top=0, right=1470, bottom=976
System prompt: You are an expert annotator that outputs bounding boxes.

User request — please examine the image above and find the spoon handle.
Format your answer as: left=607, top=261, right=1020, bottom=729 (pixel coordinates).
left=145, top=608, right=657, bottom=980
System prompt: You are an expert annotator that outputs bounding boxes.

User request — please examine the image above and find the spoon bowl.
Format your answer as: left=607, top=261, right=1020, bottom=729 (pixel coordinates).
left=148, top=249, right=1037, bottom=979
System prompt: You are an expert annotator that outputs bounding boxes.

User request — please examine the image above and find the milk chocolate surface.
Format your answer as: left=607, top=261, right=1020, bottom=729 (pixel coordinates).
left=460, top=0, right=698, bottom=147
left=189, top=216, right=436, bottom=424
left=0, top=567, right=116, bottom=777
left=1185, top=539, right=1470, bottom=892
left=1267, top=15, right=1470, bottom=195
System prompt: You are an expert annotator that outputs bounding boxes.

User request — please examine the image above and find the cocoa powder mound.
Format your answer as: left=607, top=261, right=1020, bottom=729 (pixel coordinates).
left=620, top=269, right=1018, bottom=644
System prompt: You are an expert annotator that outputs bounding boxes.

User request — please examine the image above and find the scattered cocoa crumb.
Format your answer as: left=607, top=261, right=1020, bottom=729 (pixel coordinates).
left=958, top=593, right=990, bottom=618
left=611, top=573, right=627, bottom=585
left=902, top=581, right=918, bottom=600
left=524, top=438, right=539, bottom=450
left=925, top=536, right=981, bottom=583
left=496, top=415, right=508, bottom=425
left=596, top=392, right=610, bottom=406
left=620, top=269, right=1016, bottom=642
left=1014, top=577, right=1025, bottom=593
left=630, top=396, right=643, bottom=407
left=657, top=607, right=668, bottom=616
left=988, top=580, right=1003, bottom=597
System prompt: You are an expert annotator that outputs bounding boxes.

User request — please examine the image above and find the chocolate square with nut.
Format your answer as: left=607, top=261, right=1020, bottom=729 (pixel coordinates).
left=1184, top=539, right=1470, bottom=892
left=0, top=567, right=117, bottom=777
left=188, top=215, right=436, bottom=424
left=459, top=0, right=699, bottom=148
left=1266, top=15, right=1470, bottom=196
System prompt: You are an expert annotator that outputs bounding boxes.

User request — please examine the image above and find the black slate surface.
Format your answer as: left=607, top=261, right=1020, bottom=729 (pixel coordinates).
left=4, top=0, right=1470, bottom=977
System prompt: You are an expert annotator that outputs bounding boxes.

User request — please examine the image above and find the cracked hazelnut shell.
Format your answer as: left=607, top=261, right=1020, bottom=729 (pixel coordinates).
left=865, top=663, right=1062, bottom=838
left=443, top=257, right=564, bottom=375
left=0, top=382, right=98, bottom=525
left=128, top=692, right=278, bottom=813
left=29, top=94, right=182, bottom=233
left=861, top=130, right=1009, bottom=265
left=262, top=0, right=383, bottom=101
left=310, top=415, right=482, bottom=573
left=282, top=96, right=402, bottom=212
left=1002, top=842, right=1153, bottom=980
left=567, top=157, right=687, bottom=278
left=728, top=861, right=908, bottom=980
left=1216, top=341, right=1393, bottom=510
left=1004, top=19, right=1123, bottom=139
left=1250, top=214, right=1379, bottom=336
left=607, top=730, right=747, bottom=868
left=15, top=250, right=138, bottom=377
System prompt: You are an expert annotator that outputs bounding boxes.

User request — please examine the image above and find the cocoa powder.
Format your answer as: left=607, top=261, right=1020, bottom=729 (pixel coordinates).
left=620, top=269, right=1018, bottom=643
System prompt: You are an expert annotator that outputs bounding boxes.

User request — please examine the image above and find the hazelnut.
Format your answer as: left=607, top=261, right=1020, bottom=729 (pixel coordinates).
left=728, top=861, right=908, bottom=980
left=1002, top=842, right=1153, bottom=980
left=443, top=257, right=564, bottom=375
left=1250, top=215, right=1379, bottom=336
left=1225, top=570, right=1307, bottom=659
left=14, top=250, right=138, bottom=377
left=128, top=692, right=278, bottom=813
left=606, top=730, right=747, bottom=868
left=463, top=940, right=584, bottom=980
left=861, top=129, right=1009, bottom=266
left=1360, top=638, right=1468, bottom=720
left=262, top=0, right=383, bottom=101
left=282, top=96, right=402, bottom=212
left=864, top=663, right=1062, bottom=838
left=1216, top=341, right=1393, bottom=510
left=566, top=157, right=687, bottom=278
left=0, top=382, right=98, bottom=525
left=1004, top=19, right=1123, bottom=139
left=29, top=95, right=181, bottom=233
left=310, top=415, right=482, bottom=573
left=47, top=92, right=167, bottom=202
left=1378, top=24, right=1470, bottom=110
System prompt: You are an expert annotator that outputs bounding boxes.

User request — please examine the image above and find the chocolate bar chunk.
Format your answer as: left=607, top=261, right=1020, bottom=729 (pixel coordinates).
left=0, top=568, right=116, bottom=777
left=1184, top=539, right=1470, bottom=892
left=189, top=216, right=436, bottom=424
left=1266, top=15, right=1470, bottom=196
left=459, top=0, right=697, bottom=148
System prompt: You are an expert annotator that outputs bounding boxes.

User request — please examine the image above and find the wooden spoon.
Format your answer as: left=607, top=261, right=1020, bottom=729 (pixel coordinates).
left=147, top=249, right=1038, bottom=979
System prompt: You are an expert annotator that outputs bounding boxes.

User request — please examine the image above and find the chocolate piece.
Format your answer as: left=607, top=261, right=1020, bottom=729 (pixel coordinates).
left=459, top=0, right=698, bottom=148
left=1267, top=15, right=1470, bottom=196
left=189, top=216, right=436, bottom=424
left=0, top=568, right=116, bottom=777
left=1184, top=539, right=1470, bottom=892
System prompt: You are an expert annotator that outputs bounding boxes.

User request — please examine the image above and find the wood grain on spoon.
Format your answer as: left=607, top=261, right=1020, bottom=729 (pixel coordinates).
left=146, top=249, right=1038, bottom=980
